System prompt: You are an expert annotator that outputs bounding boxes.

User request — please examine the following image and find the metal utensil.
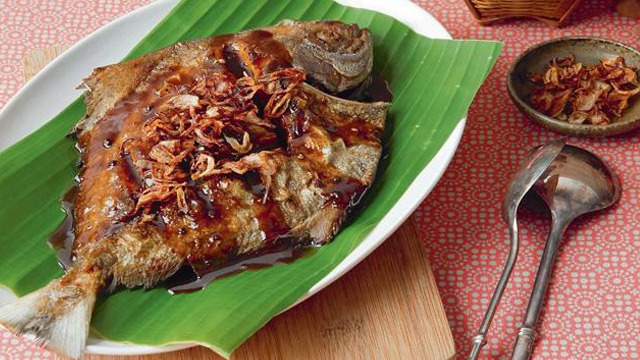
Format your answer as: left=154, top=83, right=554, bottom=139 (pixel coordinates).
left=510, top=145, right=621, bottom=360
left=468, top=138, right=566, bottom=360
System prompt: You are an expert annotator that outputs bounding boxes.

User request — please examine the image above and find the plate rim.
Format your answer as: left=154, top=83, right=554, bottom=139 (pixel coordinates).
left=0, top=0, right=462, bottom=356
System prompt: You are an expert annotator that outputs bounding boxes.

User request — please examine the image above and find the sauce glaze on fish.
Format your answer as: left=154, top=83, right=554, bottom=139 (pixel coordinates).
left=0, top=20, right=389, bottom=359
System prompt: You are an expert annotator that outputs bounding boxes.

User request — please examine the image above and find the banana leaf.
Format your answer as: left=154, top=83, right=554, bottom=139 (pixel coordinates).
left=0, top=0, right=501, bottom=357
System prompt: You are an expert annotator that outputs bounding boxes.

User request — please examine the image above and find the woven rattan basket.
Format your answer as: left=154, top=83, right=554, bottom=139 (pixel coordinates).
left=464, top=0, right=584, bottom=27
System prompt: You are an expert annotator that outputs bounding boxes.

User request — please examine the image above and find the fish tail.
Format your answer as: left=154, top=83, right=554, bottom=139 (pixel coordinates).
left=0, top=269, right=103, bottom=359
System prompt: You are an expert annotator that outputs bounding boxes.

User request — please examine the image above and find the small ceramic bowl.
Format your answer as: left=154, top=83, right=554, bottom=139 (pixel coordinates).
left=507, top=37, right=640, bottom=137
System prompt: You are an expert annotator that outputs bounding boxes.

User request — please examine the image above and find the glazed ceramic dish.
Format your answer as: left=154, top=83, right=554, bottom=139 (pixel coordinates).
left=508, top=36, right=640, bottom=137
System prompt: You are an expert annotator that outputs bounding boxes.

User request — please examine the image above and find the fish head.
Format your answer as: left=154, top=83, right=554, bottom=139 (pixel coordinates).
left=270, top=20, right=373, bottom=93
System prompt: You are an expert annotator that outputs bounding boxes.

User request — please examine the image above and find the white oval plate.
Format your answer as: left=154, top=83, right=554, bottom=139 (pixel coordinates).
left=0, top=0, right=460, bottom=356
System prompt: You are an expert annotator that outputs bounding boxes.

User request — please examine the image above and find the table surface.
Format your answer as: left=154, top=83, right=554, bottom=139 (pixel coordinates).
left=0, top=1, right=639, bottom=359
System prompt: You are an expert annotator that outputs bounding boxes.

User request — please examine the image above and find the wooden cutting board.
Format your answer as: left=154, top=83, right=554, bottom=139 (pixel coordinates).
left=24, top=47, right=455, bottom=360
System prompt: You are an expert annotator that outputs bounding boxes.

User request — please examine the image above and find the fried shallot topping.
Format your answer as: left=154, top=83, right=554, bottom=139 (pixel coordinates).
left=124, top=67, right=306, bottom=214
left=530, top=55, right=640, bottom=125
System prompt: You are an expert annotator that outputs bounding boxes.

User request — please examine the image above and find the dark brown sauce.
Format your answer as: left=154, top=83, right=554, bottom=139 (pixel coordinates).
left=339, top=74, right=393, bottom=103
left=120, top=152, right=144, bottom=187
left=293, top=110, right=310, bottom=137
left=166, top=245, right=316, bottom=294
left=222, top=44, right=248, bottom=78
left=322, top=177, right=367, bottom=209
left=325, top=118, right=382, bottom=147
left=48, top=184, right=78, bottom=270
left=193, top=186, right=218, bottom=219
left=243, top=170, right=267, bottom=199
left=247, top=124, right=282, bottom=152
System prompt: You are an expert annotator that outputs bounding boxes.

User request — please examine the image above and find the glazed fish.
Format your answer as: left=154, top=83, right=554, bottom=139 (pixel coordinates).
left=0, top=20, right=389, bottom=358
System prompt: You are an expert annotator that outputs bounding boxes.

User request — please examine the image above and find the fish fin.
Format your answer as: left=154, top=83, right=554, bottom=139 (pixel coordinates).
left=0, top=271, right=101, bottom=359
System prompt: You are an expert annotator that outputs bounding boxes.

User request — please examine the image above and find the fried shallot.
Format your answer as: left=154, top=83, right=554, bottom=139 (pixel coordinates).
left=530, top=55, right=640, bottom=125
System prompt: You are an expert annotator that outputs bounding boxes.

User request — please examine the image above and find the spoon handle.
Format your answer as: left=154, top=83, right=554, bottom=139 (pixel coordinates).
left=468, top=216, right=520, bottom=360
left=511, top=217, right=570, bottom=360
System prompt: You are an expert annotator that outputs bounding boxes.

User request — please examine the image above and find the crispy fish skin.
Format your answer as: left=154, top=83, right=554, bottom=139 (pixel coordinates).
left=0, top=20, right=387, bottom=359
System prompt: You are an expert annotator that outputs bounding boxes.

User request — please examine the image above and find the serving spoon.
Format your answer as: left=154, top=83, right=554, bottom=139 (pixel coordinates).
left=510, top=145, right=621, bottom=360
left=468, top=138, right=566, bottom=360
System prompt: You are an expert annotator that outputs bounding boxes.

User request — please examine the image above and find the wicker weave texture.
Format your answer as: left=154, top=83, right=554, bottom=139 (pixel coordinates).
left=464, top=0, right=584, bottom=27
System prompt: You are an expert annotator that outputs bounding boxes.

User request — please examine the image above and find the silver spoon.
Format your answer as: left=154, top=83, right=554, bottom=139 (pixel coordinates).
left=468, top=138, right=566, bottom=360
left=510, top=145, right=621, bottom=360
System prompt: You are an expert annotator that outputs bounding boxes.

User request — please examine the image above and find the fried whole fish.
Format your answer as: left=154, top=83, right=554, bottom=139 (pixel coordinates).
left=0, top=20, right=388, bottom=358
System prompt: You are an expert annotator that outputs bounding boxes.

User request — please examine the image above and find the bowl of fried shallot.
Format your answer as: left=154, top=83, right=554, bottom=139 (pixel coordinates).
left=508, top=37, right=640, bottom=137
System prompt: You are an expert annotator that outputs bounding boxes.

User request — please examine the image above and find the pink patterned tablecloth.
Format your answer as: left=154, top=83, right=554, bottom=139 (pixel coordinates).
left=1, top=1, right=639, bottom=359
